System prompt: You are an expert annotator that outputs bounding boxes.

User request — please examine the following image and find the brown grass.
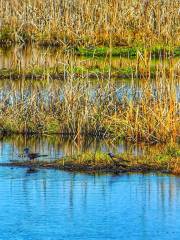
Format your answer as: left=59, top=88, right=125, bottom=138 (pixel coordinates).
left=104, top=78, right=180, bottom=142
left=0, top=0, right=180, bottom=46
left=0, top=75, right=179, bottom=143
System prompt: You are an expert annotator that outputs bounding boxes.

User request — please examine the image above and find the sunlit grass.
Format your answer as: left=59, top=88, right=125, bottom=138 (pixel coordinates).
left=54, top=144, right=180, bottom=174
left=0, top=75, right=179, bottom=143
left=0, top=0, right=180, bottom=47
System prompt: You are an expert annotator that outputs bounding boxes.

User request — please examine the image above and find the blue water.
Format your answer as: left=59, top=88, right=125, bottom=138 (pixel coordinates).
left=0, top=137, right=180, bottom=239
left=0, top=167, right=180, bottom=240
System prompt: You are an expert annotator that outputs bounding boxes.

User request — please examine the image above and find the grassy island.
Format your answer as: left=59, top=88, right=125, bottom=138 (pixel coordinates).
left=1, top=144, right=179, bottom=175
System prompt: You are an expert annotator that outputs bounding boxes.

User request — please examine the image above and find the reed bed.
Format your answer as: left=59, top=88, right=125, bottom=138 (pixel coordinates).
left=0, top=76, right=179, bottom=143
left=0, top=0, right=180, bottom=46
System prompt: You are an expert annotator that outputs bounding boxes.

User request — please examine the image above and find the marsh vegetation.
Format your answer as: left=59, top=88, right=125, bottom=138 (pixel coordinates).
left=0, top=75, right=179, bottom=143
left=0, top=0, right=180, bottom=47
left=0, top=45, right=180, bottom=143
left=1, top=3, right=180, bottom=240
left=0, top=0, right=179, bottom=174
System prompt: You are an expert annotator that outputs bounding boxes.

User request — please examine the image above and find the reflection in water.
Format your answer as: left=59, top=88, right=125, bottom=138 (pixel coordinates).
left=1, top=78, right=179, bottom=106
left=0, top=78, right=147, bottom=108
left=0, top=45, right=180, bottom=73
left=0, top=134, right=156, bottom=163
left=0, top=45, right=179, bottom=104
left=0, top=168, right=180, bottom=240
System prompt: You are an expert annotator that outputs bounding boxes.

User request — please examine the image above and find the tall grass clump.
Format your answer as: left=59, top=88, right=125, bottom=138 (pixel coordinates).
left=104, top=78, right=180, bottom=142
left=0, top=0, right=180, bottom=47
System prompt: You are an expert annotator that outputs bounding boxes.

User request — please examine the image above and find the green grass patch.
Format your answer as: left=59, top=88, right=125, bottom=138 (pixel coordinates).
left=0, top=27, right=15, bottom=44
left=76, top=46, right=138, bottom=57
left=75, top=46, right=180, bottom=58
left=56, top=144, right=180, bottom=174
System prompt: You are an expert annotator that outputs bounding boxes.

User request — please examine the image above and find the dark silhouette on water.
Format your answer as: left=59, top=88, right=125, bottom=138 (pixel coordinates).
left=22, top=148, right=48, bottom=173
left=26, top=167, right=38, bottom=174
left=23, top=148, right=48, bottom=161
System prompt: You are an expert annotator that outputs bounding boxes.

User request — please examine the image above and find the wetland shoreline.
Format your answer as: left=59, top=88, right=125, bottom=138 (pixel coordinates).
left=1, top=146, right=179, bottom=175
left=0, top=158, right=174, bottom=175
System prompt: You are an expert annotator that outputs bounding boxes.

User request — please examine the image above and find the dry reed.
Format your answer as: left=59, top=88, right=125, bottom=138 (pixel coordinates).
left=0, top=0, right=180, bottom=46
left=0, top=75, right=179, bottom=143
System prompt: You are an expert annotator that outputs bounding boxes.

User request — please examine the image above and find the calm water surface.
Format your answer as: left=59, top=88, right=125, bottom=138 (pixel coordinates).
left=0, top=136, right=180, bottom=239
left=0, top=168, right=180, bottom=240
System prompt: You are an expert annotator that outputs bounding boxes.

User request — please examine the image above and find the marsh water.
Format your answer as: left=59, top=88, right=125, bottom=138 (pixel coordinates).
left=0, top=45, right=180, bottom=105
left=0, top=45, right=180, bottom=103
left=0, top=135, right=180, bottom=240
left=0, top=46, right=180, bottom=239
left=0, top=135, right=148, bottom=163
left=1, top=165, right=180, bottom=240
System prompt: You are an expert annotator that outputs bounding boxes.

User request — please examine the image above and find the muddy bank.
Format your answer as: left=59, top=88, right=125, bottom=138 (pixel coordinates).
left=0, top=159, right=173, bottom=175
left=1, top=145, right=179, bottom=175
